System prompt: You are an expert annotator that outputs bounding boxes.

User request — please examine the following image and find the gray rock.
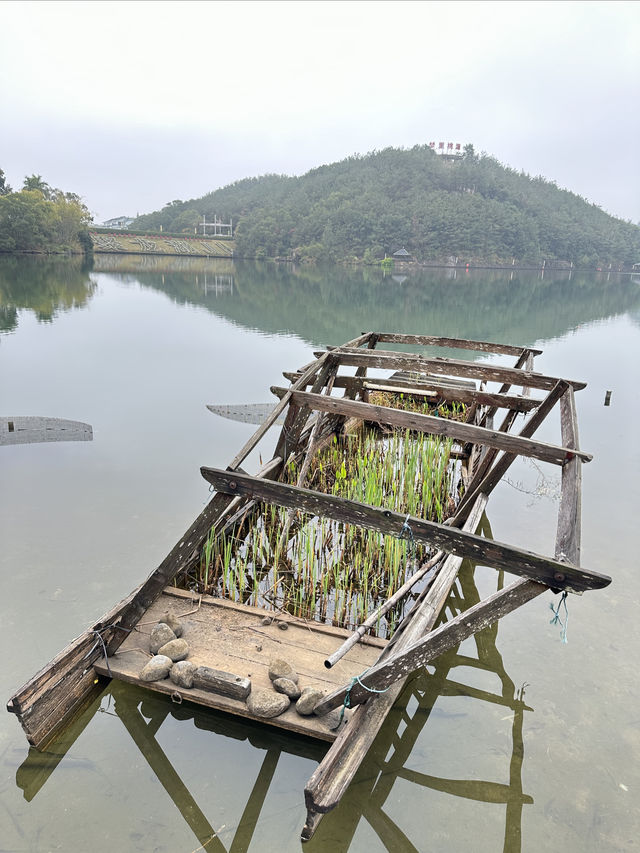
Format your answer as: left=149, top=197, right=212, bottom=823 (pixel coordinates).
left=296, top=686, right=326, bottom=715
left=140, top=655, right=173, bottom=682
left=158, top=611, right=183, bottom=637
left=150, top=623, right=176, bottom=654
left=246, top=690, right=290, bottom=718
left=170, top=660, right=196, bottom=689
left=277, top=621, right=288, bottom=631
left=273, top=677, right=301, bottom=699
left=157, top=638, right=189, bottom=661
left=268, top=657, right=298, bottom=684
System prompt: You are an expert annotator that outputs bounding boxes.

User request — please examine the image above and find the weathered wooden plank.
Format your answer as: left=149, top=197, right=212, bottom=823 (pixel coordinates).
left=556, top=387, right=582, bottom=565
left=364, top=381, right=540, bottom=413
left=276, top=378, right=542, bottom=413
left=454, top=380, right=569, bottom=525
left=193, top=666, right=251, bottom=700
left=313, top=579, right=546, bottom=714
left=7, top=463, right=287, bottom=747
left=289, top=389, right=591, bottom=465
left=200, top=468, right=611, bottom=592
left=302, top=496, right=488, bottom=833
left=97, top=589, right=385, bottom=743
left=312, top=348, right=586, bottom=392
left=374, top=333, right=542, bottom=357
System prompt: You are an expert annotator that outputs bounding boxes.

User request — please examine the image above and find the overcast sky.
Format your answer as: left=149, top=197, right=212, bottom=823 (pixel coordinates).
left=2, top=0, right=638, bottom=224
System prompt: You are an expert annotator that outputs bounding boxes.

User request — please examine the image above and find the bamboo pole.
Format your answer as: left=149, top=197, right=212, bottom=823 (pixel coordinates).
left=324, top=549, right=445, bottom=668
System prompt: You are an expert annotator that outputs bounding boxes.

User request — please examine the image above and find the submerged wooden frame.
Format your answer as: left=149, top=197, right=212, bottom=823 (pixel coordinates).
left=6, top=330, right=611, bottom=841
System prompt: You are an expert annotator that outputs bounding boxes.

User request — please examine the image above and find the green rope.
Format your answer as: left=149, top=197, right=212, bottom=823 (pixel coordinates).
left=331, top=670, right=391, bottom=730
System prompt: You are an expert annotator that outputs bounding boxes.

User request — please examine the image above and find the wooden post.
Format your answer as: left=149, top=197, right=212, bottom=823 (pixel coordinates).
left=556, top=387, right=582, bottom=565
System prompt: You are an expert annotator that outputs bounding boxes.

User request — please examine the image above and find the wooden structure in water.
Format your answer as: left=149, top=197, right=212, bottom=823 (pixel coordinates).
left=7, top=331, right=611, bottom=841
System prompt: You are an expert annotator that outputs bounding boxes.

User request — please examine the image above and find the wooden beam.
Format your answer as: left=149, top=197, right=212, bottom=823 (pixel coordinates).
left=313, top=348, right=586, bottom=392
left=556, top=387, right=582, bottom=565
left=313, top=579, right=546, bottom=714
left=199, top=468, right=611, bottom=592
left=277, top=376, right=542, bottom=412
left=288, top=390, right=592, bottom=465
left=363, top=381, right=540, bottom=413
left=374, top=333, right=542, bottom=357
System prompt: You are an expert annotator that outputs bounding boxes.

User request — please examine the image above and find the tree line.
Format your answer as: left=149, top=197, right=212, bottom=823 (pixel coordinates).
left=132, top=145, right=640, bottom=267
left=0, top=170, right=92, bottom=254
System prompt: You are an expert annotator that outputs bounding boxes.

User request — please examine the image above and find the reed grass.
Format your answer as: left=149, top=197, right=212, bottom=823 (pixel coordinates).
left=187, top=395, right=464, bottom=638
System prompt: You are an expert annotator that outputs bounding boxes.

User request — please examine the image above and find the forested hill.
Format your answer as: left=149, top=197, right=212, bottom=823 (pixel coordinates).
left=132, top=146, right=640, bottom=267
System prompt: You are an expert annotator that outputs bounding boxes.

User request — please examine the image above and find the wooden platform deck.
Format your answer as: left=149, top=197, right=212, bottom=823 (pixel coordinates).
left=94, top=587, right=386, bottom=742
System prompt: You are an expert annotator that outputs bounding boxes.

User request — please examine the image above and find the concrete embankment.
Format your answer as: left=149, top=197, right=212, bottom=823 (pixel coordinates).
left=90, top=230, right=235, bottom=258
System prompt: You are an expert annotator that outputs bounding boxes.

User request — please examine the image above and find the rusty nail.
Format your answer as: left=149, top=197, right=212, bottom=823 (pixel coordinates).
left=553, top=572, right=565, bottom=582
left=229, top=480, right=237, bottom=489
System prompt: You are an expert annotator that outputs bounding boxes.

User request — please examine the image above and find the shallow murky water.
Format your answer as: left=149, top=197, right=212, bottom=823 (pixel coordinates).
left=1, top=255, right=639, bottom=852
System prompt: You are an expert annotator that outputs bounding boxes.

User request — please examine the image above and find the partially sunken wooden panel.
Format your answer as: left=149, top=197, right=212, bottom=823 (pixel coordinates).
left=94, top=588, right=386, bottom=742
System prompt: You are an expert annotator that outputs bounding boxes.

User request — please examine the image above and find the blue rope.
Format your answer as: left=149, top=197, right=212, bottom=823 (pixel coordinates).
left=331, top=670, right=391, bottom=729
left=400, top=514, right=416, bottom=558
left=549, top=591, right=569, bottom=643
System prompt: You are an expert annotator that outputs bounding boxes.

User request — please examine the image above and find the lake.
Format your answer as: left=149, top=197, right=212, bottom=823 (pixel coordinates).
left=1, top=254, right=639, bottom=852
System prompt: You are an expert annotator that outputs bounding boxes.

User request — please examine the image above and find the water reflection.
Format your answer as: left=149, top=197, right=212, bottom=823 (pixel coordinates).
left=3, top=254, right=639, bottom=352
left=15, top=551, right=533, bottom=852
left=307, top=555, right=532, bottom=853
left=0, top=255, right=96, bottom=333
left=94, top=255, right=640, bottom=350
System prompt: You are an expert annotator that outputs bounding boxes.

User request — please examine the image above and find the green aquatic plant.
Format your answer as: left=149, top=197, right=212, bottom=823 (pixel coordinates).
left=189, top=405, right=462, bottom=638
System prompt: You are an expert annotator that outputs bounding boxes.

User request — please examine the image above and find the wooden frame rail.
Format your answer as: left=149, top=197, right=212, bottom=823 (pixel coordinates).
left=314, top=348, right=587, bottom=392
left=278, top=375, right=542, bottom=413
left=372, top=333, right=542, bottom=357
left=288, top=390, right=592, bottom=466
left=199, top=468, right=611, bottom=593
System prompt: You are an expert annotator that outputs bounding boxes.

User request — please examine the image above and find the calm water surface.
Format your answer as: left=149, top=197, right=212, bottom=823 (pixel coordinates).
left=1, top=255, right=639, bottom=852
